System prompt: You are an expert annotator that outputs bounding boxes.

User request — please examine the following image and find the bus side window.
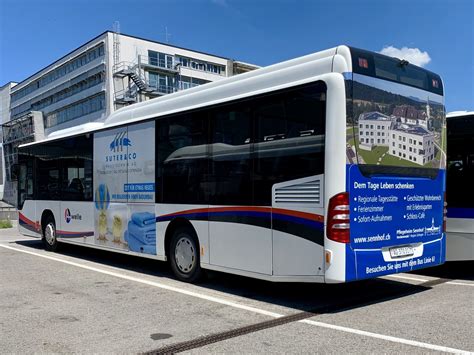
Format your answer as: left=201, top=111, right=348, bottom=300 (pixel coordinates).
left=447, top=130, right=474, bottom=208
left=17, top=151, right=34, bottom=208
left=158, top=112, right=208, bottom=204
left=37, top=160, right=60, bottom=200
left=209, top=105, right=253, bottom=205
left=59, top=135, right=93, bottom=202
left=253, top=82, right=326, bottom=205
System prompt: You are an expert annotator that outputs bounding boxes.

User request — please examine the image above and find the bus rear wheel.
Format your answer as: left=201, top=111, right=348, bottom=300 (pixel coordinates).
left=43, top=216, right=58, bottom=252
left=169, top=226, right=202, bottom=283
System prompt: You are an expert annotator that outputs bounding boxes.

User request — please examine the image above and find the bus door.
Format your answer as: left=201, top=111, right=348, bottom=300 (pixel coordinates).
left=16, top=154, right=37, bottom=237
left=256, top=82, right=326, bottom=277
left=208, top=107, right=273, bottom=275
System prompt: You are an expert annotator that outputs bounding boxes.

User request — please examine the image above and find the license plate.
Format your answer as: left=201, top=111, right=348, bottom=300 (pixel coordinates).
left=389, top=246, right=414, bottom=258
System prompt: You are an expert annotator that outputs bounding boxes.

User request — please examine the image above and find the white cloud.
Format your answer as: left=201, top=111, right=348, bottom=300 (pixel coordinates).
left=379, top=46, right=431, bottom=67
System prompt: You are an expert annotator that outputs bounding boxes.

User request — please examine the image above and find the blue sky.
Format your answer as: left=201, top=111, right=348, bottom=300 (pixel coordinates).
left=0, top=0, right=472, bottom=111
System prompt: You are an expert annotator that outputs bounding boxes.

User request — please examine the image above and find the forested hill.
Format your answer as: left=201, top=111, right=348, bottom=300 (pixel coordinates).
left=352, top=81, right=443, bottom=108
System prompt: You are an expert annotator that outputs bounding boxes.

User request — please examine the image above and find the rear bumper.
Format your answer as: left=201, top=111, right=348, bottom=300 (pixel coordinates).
left=345, top=234, right=445, bottom=281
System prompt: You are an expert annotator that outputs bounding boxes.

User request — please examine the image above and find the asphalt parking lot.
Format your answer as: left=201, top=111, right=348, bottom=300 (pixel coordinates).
left=0, top=225, right=473, bottom=354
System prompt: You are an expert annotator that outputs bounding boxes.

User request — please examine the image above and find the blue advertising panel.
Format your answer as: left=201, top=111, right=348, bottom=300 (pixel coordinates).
left=345, top=165, right=445, bottom=281
left=344, top=72, right=446, bottom=281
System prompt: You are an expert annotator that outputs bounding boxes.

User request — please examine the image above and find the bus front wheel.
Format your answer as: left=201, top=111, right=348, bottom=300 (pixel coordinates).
left=169, top=226, right=202, bottom=283
left=43, top=216, right=58, bottom=252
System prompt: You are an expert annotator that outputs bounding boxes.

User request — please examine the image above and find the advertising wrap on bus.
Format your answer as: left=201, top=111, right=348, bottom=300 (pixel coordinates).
left=344, top=72, right=446, bottom=281
left=93, top=121, right=157, bottom=255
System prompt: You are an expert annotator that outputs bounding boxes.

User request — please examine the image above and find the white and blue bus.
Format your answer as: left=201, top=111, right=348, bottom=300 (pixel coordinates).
left=446, top=111, right=474, bottom=261
left=16, top=46, right=447, bottom=283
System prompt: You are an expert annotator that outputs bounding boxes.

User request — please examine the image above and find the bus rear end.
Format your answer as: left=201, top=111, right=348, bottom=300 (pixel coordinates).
left=327, top=47, right=446, bottom=282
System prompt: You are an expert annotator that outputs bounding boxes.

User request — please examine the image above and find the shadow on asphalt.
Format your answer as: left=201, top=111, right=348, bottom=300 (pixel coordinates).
left=13, top=238, right=448, bottom=314
left=410, top=260, right=474, bottom=281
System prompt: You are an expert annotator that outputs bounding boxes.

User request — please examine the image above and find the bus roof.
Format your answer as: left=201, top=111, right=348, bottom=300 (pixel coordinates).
left=447, top=111, right=474, bottom=118
left=22, top=45, right=351, bottom=148
left=20, top=45, right=444, bottom=149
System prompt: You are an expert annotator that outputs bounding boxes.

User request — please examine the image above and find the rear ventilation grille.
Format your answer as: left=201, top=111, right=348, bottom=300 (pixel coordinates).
left=274, top=180, right=321, bottom=205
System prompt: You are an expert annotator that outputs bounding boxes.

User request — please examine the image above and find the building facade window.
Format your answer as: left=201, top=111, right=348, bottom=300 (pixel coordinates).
left=11, top=43, right=105, bottom=103
left=44, top=93, right=105, bottom=128
left=178, top=76, right=210, bottom=90
left=148, top=51, right=174, bottom=69
left=148, top=72, right=175, bottom=94
left=176, top=56, right=226, bottom=75
left=11, top=70, right=105, bottom=119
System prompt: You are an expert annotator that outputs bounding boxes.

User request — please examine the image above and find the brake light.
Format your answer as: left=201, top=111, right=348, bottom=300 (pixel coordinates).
left=443, top=192, right=447, bottom=232
left=327, top=192, right=350, bottom=243
left=358, top=58, right=369, bottom=69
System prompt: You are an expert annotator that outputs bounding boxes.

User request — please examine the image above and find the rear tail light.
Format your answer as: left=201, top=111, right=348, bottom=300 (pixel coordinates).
left=443, top=192, right=447, bottom=232
left=358, top=57, right=369, bottom=69
left=327, top=192, right=350, bottom=243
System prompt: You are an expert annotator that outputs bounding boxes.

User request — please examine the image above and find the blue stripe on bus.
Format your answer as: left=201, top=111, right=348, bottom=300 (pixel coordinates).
left=156, top=208, right=324, bottom=245
left=157, top=210, right=324, bottom=230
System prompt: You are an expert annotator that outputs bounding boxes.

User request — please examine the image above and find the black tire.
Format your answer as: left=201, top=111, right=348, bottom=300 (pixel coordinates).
left=169, top=226, right=202, bottom=283
left=42, top=215, right=58, bottom=252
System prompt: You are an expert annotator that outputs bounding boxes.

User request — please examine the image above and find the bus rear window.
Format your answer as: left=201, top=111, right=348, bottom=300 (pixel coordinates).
left=350, top=47, right=443, bottom=96
left=346, top=53, right=446, bottom=178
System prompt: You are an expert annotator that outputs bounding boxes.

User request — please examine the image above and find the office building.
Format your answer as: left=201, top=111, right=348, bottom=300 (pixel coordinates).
left=1, top=31, right=259, bottom=205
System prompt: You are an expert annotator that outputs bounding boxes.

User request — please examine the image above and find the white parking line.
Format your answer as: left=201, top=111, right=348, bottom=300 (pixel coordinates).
left=384, top=274, right=430, bottom=283
left=300, top=319, right=472, bottom=354
left=0, top=243, right=471, bottom=354
left=447, top=281, right=474, bottom=287
left=0, top=243, right=281, bottom=318
left=386, top=274, right=474, bottom=287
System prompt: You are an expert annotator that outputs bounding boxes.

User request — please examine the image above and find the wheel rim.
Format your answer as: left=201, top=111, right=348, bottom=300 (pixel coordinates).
left=45, top=223, right=56, bottom=246
left=175, top=235, right=196, bottom=274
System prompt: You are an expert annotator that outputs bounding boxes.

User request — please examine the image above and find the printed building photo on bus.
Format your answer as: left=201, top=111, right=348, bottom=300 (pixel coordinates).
left=346, top=74, right=446, bottom=169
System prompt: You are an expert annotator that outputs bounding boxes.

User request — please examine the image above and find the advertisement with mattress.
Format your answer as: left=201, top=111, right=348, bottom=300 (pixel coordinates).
left=93, top=121, right=156, bottom=255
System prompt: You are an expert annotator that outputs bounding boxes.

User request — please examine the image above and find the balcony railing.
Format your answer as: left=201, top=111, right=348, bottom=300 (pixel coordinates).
left=114, top=88, right=138, bottom=103
left=140, top=56, right=180, bottom=73
left=113, top=61, right=136, bottom=74
left=147, top=84, right=177, bottom=95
